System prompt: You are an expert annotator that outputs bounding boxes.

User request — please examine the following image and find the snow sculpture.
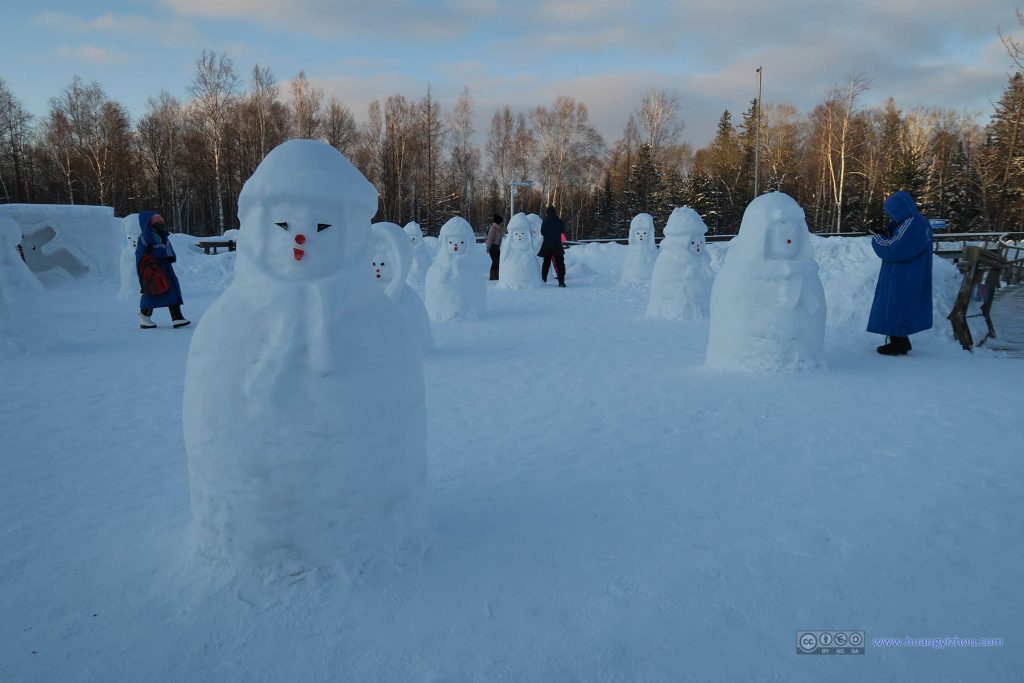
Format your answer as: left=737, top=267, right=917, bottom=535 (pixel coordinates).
left=619, top=213, right=658, bottom=285
left=706, top=192, right=827, bottom=372
left=526, top=213, right=542, bottom=253
left=403, top=221, right=431, bottom=291
left=646, top=207, right=714, bottom=320
left=424, top=216, right=486, bottom=320
left=0, top=213, right=56, bottom=352
left=373, top=222, right=433, bottom=350
left=183, top=139, right=426, bottom=572
left=497, top=213, right=541, bottom=289
left=118, top=214, right=141, bottom=300
left=0, top=204, right=118, bottom=284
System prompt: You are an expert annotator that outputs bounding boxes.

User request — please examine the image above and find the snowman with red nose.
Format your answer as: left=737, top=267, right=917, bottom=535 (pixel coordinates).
left=706, top=192, right=826, bottom=372
left=424, top=216, right=486, bottom=320
left=183, top=139, right=426, bottom=575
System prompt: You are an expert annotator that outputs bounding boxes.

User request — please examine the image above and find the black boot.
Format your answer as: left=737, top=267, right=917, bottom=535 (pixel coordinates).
left=876, top=336, right=911, bottom=356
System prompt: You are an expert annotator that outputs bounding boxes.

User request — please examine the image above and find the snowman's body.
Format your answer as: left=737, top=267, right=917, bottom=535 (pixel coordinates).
left=118, top=213, right=141, bottom=300
left=620, top=213, right=658, bottom=285
left=497, top=213, right=541, bottom=289
left=373, top=222, right=433, bottom=350
left=646, top=207, right=714, bottom=320
left=183, top=140, right=426, bottom=571
left=706, top=192, right=826, bottom=372
left=424, top=217, right=486, bottom=320
left=403, top=221, right=431, bottom=293
left=0, top=214, right=56, bottom=352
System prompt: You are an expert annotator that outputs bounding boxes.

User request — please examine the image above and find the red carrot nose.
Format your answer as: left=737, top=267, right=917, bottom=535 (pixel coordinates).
left=295, top=234, right=306, bottom=245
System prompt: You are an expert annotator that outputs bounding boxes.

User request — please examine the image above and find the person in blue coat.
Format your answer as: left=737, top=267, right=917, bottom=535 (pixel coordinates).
left=867, top=191, right=932, bottom=355
left=135, top=211, right=189, bottom=329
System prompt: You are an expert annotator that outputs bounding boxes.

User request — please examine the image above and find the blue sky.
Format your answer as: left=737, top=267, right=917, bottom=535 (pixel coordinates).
left=1, top=0, right=1020, bottom=147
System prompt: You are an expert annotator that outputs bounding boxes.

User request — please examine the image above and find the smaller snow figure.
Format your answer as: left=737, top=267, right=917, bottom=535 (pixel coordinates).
left=0, top=212, right=56, bottom=352
left=497, top=213, right=541, bottom=289
left=706, top=192, right=826, bottom=372
left=372, top=222, right=433, bottom=350
left=646, top=207, right=713, bottom=320
left=526, top=213, right=543, bottom=253
left=620, top=213, right=658, bottom=285
left=403, top=221, right=431, bottom=292
left=425, top=216, right=487, bottom=320
left=118, top=214, right=142, bottom=300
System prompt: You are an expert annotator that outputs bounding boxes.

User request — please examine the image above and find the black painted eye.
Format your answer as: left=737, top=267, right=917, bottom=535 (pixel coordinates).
left=317, top=223, right=331, bottom=232
left=275, top=221, right=288, bottom=231
left=380, top=262, right=385, bottom=266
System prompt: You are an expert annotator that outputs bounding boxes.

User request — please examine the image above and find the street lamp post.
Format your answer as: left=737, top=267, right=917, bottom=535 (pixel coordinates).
left=509, top=180, right=534, bottom=217
left=754, top=66, right=762, bottom=199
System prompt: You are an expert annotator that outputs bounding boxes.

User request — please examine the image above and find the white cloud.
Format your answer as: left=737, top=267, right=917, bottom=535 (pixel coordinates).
left=57, top=44, right=127, bottom=65
left=33, top=11, right=200, bottom=46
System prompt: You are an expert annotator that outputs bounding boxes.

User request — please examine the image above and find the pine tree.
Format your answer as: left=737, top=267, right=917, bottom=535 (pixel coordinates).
left=624, top=143, right=664, bottom=221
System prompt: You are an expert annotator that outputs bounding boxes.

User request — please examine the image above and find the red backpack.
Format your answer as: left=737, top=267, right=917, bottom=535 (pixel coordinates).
left=138, top=253, right=170, bottom=296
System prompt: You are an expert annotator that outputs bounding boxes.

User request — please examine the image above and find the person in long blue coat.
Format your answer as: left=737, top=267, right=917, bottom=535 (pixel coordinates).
left=135, top=211, right=189, bottom=329
left=867, top=191, right=932, bottom=355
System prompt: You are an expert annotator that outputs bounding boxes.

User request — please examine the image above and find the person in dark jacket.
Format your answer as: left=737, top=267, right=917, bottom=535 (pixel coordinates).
left=135, top=211, right=189, bottom=329
left=485, top=213, right=504, bottom=280
left=538, top=206, right=566, bottom=287
left=867, top=191, right=932, bottom=355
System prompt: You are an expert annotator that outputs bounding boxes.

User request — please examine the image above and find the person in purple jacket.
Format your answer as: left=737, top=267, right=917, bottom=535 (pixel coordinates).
left=866, top=191, right=933, bottom=355
left=135, top=211, right=189, bottom=329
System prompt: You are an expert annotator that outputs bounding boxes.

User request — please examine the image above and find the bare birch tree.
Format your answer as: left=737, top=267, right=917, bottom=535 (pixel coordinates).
left=187, top=49, right=238, bottom=232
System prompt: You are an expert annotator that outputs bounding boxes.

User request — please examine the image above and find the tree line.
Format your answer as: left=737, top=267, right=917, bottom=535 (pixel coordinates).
left=1, top=34, right=1022, bottom=239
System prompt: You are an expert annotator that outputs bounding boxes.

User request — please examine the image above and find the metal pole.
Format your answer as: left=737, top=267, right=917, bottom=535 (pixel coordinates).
left=510, top=183, right=515, bottom=218
left=754, top=66, right=762, bottom=199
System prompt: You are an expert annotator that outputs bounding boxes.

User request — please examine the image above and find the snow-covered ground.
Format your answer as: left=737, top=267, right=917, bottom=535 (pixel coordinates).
left=2, top=236, right=1022, bottom=682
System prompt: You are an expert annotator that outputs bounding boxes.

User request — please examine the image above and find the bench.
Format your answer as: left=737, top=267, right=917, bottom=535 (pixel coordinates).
left=195, top=240, right=236, bottom=255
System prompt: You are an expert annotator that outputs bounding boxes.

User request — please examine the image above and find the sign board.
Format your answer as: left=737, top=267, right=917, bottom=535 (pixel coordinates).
left=928, top=218, right=948, bottom=230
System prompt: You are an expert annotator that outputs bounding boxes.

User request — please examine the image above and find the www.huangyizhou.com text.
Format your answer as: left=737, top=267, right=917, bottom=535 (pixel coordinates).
left=872, top=636, right=1005, bottom=649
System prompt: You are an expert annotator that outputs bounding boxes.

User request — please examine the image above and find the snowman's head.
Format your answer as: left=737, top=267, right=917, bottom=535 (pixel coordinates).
left=404, top=221, right=423, bottom=246
left=507, top=213, right=530, bottom=248
left=737, top=192, right=810, bottom=262
left=122, top=215, right=140, bottom=249
left=664, top=207, right=708, bottom=257
left=237, top=140, right=378, bottom=281
left=438, top=216, right=473, bottom=257
left=371, top=245, right=392, bottom=286
left=629, top=213, right=655, bottom=247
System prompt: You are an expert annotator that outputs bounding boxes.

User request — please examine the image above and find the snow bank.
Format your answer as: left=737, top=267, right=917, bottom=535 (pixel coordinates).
left=0, top=213, right=56, bottom=352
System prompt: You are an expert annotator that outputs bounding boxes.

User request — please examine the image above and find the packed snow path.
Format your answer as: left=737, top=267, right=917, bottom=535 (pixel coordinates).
left=1, top=272, right=1022, bottom=682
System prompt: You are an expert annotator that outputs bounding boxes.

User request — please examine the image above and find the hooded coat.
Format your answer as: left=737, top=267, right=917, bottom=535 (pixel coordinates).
left=135, top=210, right=184, bottom=309
left=867, top=191, right=933, bottom=336
left=538, top=207, right=566, bottom=257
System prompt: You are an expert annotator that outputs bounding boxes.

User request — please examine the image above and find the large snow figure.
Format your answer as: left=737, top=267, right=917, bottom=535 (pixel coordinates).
left=183, top=139, right=426, bottom=572
left=425, top=216, right=486, bottom=320
left=619, top=213, right=658, bottom=285
left=0, top=214, right=56, bottom=352
left=646, top=207, right=714, bottom=320
left=497, top=213, right=541, bottom=289
left=403, top=221, right=431, bottom=292
left=117, top=214, right=142, bottom=300
left=706, top=192, right=826, bottom=372
left=372, top=222, right=433, bottom=350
